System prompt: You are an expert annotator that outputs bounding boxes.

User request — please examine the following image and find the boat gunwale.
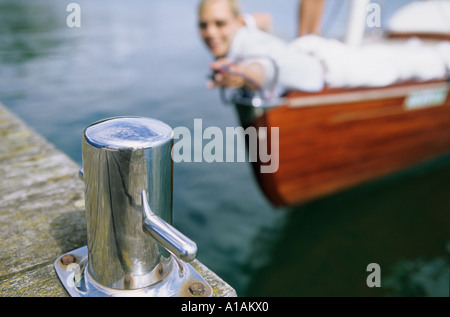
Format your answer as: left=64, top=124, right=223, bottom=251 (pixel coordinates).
left=286, top=80, right=450, bottom=109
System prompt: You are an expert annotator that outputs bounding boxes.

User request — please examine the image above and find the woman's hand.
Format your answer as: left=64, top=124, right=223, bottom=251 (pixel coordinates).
left=207, top=58, right=246, bottom=89
left=207, top=58, right=264, bottom=91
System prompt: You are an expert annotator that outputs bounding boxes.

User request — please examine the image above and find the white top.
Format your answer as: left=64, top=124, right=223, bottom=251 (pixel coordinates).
left=227, top=26, right=325, bottom=95
left=227, top=24, right=450, bottom=93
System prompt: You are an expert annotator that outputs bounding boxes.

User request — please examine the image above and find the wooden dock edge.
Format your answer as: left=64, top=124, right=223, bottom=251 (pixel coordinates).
left=0, top=102, right=236, bottom=297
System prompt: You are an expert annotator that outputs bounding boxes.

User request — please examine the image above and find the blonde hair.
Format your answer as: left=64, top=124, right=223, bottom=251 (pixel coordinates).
left=198, top=0, right=242, bottom=18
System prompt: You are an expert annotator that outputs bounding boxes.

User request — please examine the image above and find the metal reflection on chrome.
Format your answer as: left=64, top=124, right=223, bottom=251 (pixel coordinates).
left=54, top=117, right=211, bottom=297
left=54, top=246, right=212, bottom=297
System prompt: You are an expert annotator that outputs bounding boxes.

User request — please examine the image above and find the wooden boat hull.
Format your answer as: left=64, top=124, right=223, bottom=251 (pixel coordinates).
left=234, top=80, right=450, bottom=207
left=388, top=32, right=450, bottom=42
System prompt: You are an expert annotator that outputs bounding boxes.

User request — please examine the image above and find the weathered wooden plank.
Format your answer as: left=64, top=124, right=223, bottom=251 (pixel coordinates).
left=0, top=104, right=86, bottom=284
left=0, top=263, right=67, bottom=297
left=0, top=103, right=236, bottom=297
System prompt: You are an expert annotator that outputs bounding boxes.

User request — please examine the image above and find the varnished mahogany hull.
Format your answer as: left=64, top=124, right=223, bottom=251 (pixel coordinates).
left=236, top=80, right=450, bottom=207
left=388, top=32, right=450, bottom=42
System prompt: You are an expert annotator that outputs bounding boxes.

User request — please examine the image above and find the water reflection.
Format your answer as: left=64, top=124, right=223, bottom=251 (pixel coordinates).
left=0, top=1, right=63, bottom=64
left=246, top=155, right=450, bottom=296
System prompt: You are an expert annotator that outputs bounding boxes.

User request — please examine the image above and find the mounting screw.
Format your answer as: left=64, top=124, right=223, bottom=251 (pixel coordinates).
left=188, top=282, right=206, bottom=296
left=60, top=254, right=76, bottom=265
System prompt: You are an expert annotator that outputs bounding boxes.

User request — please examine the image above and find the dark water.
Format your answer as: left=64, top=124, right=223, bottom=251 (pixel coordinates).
left=0, top=0, right=448, bottom=296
